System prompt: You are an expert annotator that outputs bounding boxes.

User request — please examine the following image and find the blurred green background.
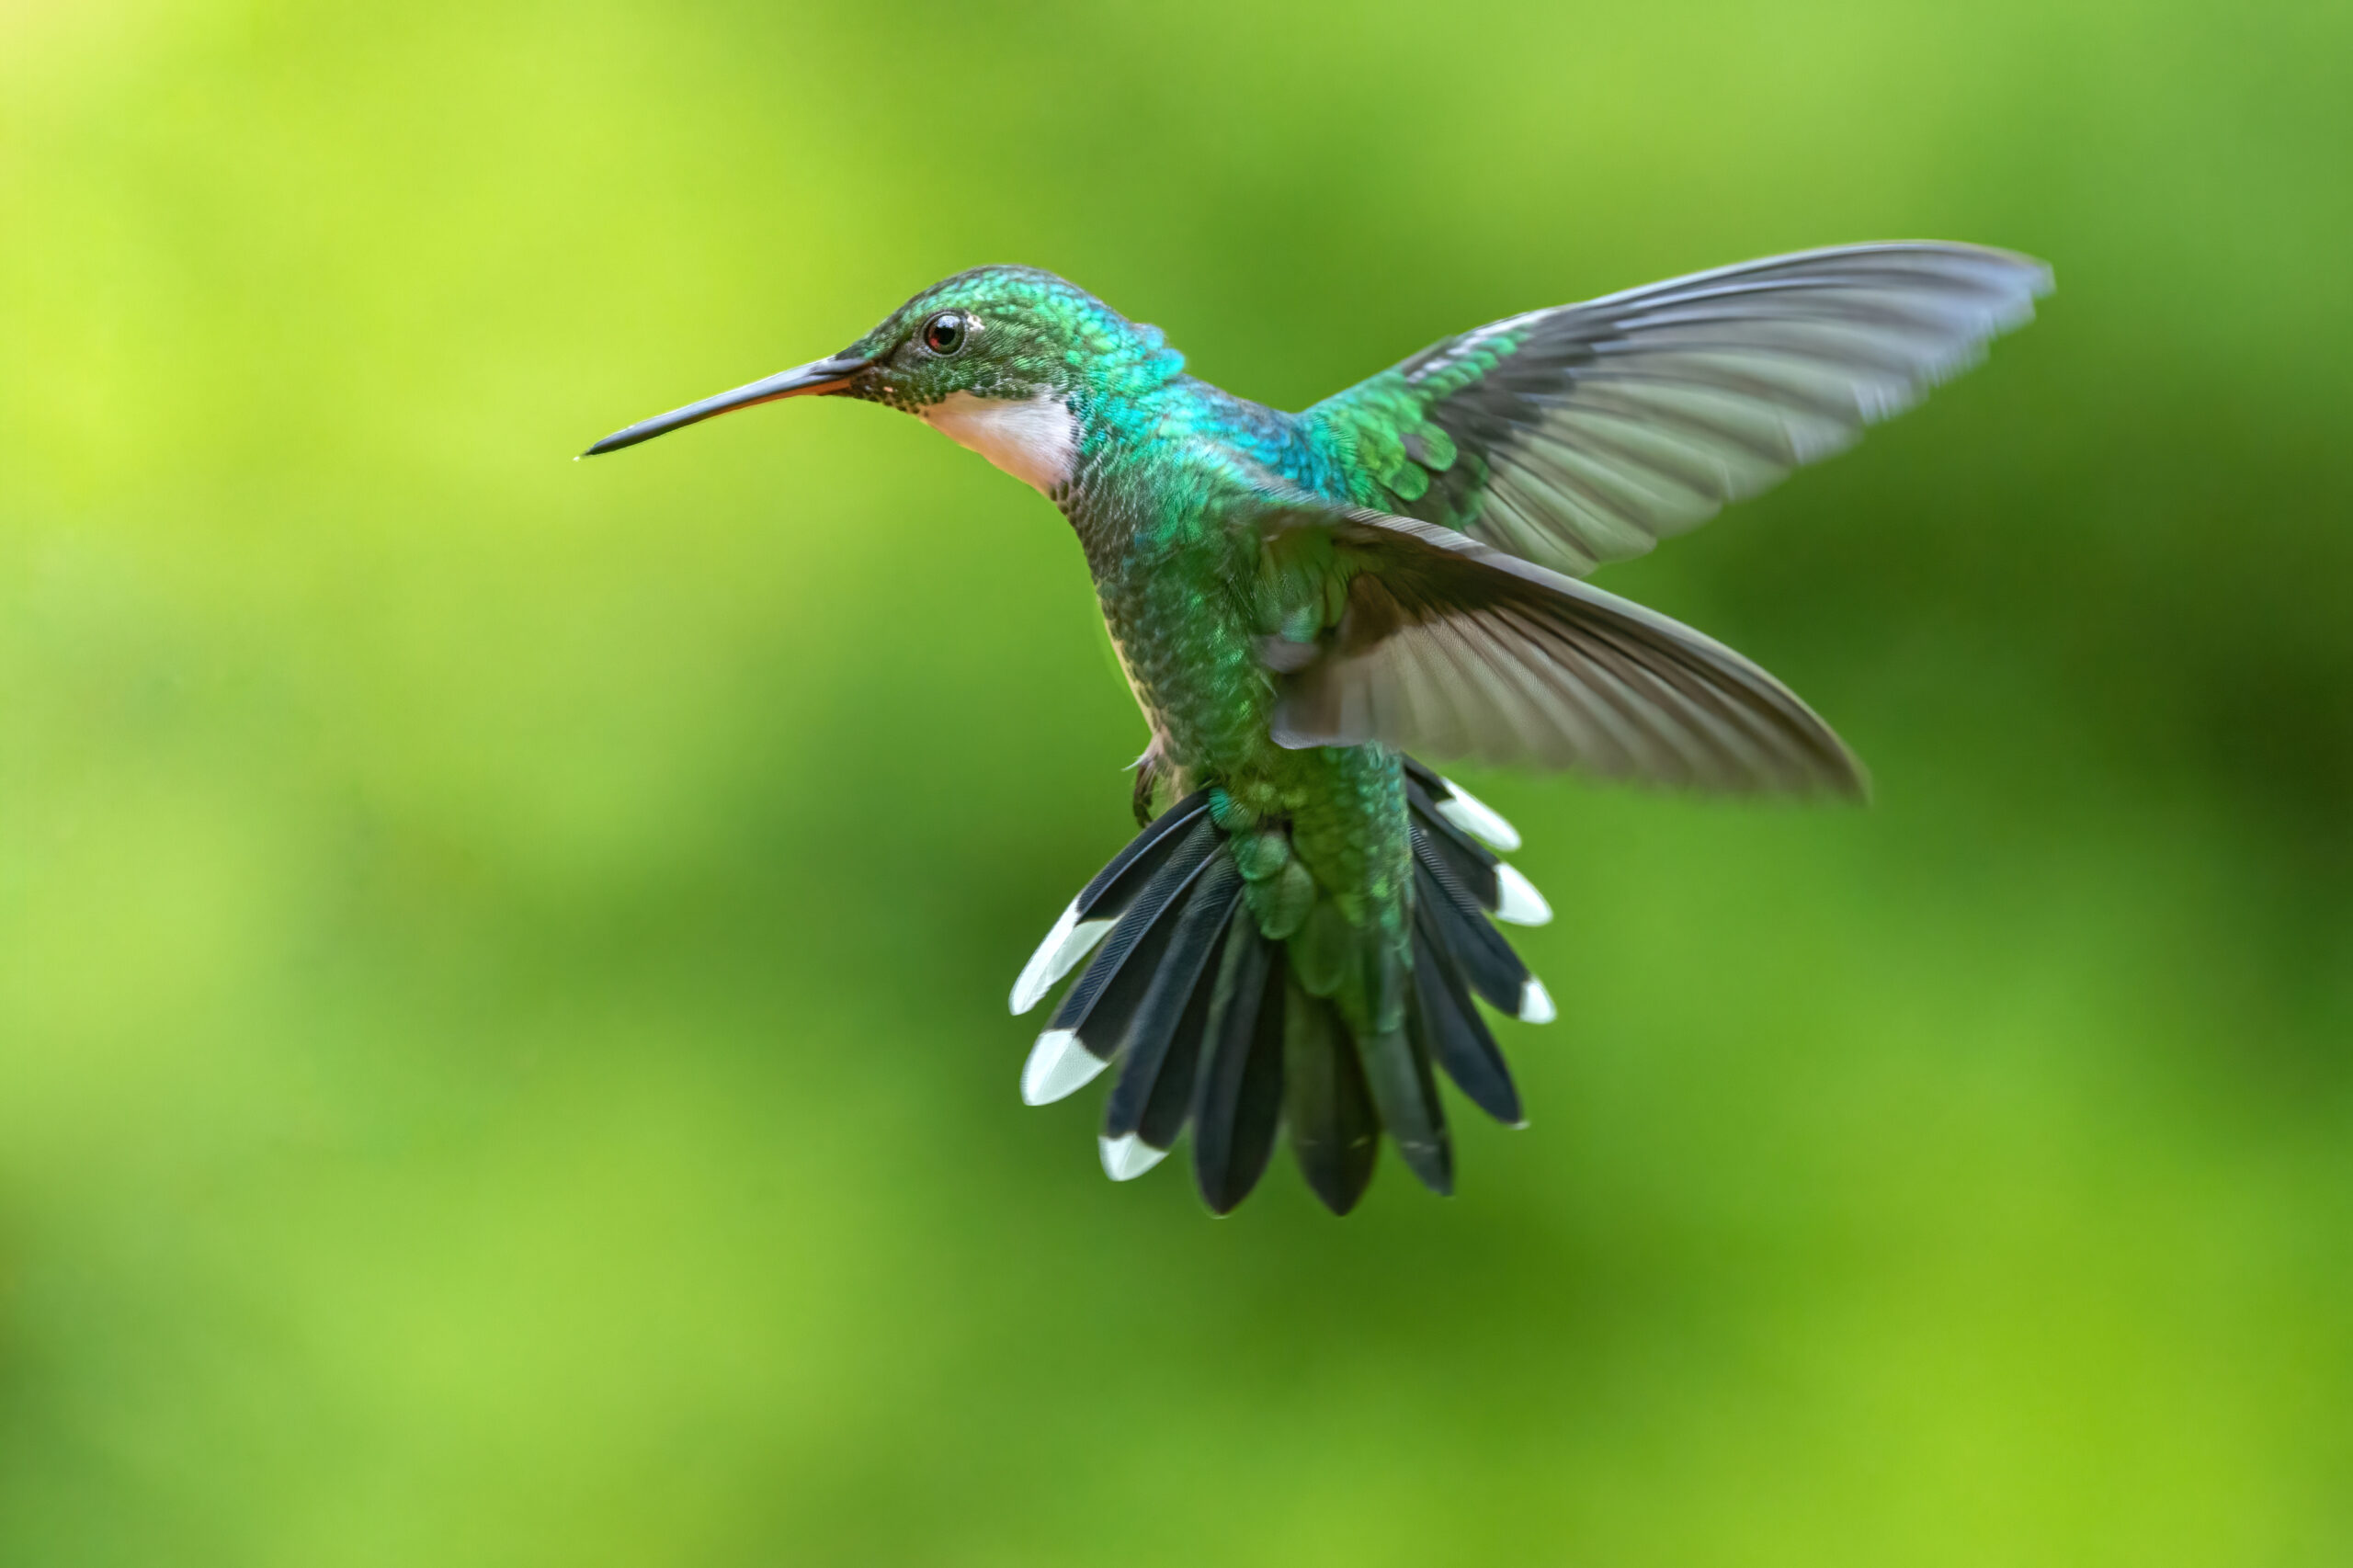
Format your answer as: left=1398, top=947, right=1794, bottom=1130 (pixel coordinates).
left=4, top=0, right=2349, bottom=1562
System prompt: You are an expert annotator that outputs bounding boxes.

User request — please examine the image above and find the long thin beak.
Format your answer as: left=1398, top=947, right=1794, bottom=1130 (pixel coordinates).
left=580, top=352, right=870, bottom=457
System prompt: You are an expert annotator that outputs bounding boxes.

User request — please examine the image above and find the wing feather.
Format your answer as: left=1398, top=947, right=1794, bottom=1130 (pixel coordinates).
left=1311, top=242, right=2050, bottom=574
left=1249, top=502, right=1866, bottom=796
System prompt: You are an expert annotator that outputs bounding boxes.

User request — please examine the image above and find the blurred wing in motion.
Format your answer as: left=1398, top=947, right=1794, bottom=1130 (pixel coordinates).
left=1245, top=490, right=1865, bottom=796
left=1310, top=243, right=2052, bottom=575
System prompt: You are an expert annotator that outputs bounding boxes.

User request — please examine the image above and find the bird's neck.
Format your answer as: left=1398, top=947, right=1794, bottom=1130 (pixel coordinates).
left=919, top=339, right=1188, bottom=501
left=1056, top=380, right=1336, bottom=580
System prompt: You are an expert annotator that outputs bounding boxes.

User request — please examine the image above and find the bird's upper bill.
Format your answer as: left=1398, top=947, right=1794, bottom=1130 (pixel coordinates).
left=579, top=352, right=870, bottom=457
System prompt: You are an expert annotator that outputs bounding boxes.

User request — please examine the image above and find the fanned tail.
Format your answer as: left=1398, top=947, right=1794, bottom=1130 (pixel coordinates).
left=1010, top=763, right=1553, bottom=1214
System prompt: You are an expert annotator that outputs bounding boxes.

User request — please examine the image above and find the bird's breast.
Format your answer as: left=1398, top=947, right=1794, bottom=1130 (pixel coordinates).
left=918, top=392, right=1078, bottom=495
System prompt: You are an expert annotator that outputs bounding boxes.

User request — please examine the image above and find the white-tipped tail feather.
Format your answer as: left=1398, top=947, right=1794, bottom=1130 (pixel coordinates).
left=1435, top=778, right=1521, bottom=852
left=1493, top=863, right=1552, bottom=926
left=1518, top=978, right=1557, bottom=1024
left=1098, top=1133, right=1171, bottom=1181
left=1021, top=1029, right=1109, bottom=1105
left=1009, top=902, right=1114, bottom=1015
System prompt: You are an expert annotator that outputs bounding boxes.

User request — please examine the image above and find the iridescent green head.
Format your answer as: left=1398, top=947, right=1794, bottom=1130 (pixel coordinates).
left=838, top=266, right=1183, bottom=414
left=582, top=265, right=1183, bottom=464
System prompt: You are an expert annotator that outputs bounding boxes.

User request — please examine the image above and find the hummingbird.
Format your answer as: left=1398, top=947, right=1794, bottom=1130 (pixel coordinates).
left=584, top=243, right=2050, bottom=1215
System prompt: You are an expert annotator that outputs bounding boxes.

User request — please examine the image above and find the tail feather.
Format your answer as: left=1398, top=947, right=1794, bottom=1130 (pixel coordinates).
left=1067, top=880, right=1197, bottom=1060
left=1015, top=755, right=1550, bottom=1212
left=1282, top=979, right=1380, bottom=1213
left=1361, top=1024, right=1454, bottom=1196
left=1045, top=814, right=1218, bottom=1052
left=1011, top=788, right=1220, bottom=1017
left=1402, top=758, right=1522, bottom=852
left=1407, top=771, right=1553, bottom=928
left=1412, top=910, right=1524, bottom=1126
left=1414, top=853, right=1530, bottom=1016
left=1191, top=910, right=1288, bottom=1214
left=1103, top=858, right=1245, bottom=1142
left=1136, top=954, right=1218, bottom=1152
left=1074, top=787, right=1216, bottom=915
left=1405, top=778, right=1502, bottom=909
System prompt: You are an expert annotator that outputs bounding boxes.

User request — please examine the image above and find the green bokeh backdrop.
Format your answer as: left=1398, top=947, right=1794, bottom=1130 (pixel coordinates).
left=5, top=0, right=2349, bottom=1562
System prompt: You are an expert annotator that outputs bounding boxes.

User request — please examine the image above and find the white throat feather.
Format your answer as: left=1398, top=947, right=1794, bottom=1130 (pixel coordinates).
left=919, top=392, right=1078, bottom=494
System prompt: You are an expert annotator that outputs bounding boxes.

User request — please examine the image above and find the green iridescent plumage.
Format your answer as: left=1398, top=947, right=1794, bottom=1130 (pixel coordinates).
left=585, top=244, right=2052, bottom=1213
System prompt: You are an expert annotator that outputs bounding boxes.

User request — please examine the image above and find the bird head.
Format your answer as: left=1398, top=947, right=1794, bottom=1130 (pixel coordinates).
left=582, top=266, right=1184, bottom=465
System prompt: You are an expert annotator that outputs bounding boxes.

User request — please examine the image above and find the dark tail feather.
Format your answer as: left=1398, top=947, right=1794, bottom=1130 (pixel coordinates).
left=1414, top=852, right=1530, bottom=1017
left=1137, top=936, right=1222, bottom=1153
left=1017, top=812, right=1219, bottom=1108
left=1402, top=758, right=1522, bottom=852
left=1412, top=907, right=1524, bottom=1126
left=1076, top=787, right=1215, bottom=917
left=1398, top=755, right=1447, bottom=793
left=1101, top=858, right=1245, bottom=1169
left=1191, top=910, right=1288, bottom=1215
left=1282, top=979, right=1380, bottom=1214
left=1008, top=788, right=1220, bottom=1019
left=1361, top=1023, right=1454, bottom=1196
left=1406, top=778, right=1502, bottom=910
left=1049, top=816, right=1218, bottom=1051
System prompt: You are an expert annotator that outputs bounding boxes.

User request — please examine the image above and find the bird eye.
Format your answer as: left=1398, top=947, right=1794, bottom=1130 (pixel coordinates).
left=922, top=312, right=969, bottom=356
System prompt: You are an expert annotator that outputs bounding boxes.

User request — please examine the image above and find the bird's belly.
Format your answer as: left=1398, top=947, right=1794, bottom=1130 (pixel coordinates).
left=1096, top=584, right=1273, bottom=788
left=1104, top=628, right=1177, bottom=762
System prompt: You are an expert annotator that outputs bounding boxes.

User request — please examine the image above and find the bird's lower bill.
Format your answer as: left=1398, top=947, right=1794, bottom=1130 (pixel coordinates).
left=582, top=352, right=870, bottom=457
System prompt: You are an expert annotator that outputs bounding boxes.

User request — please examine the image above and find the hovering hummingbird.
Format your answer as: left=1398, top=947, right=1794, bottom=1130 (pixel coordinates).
left=585, top=243, right=2049, bottom=1214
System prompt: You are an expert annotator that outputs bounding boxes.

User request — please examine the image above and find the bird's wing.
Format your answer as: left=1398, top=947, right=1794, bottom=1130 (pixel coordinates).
left=1305, top=243, right=2051, bottom=576
left=1240, top=483, right=1865, bottom=796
